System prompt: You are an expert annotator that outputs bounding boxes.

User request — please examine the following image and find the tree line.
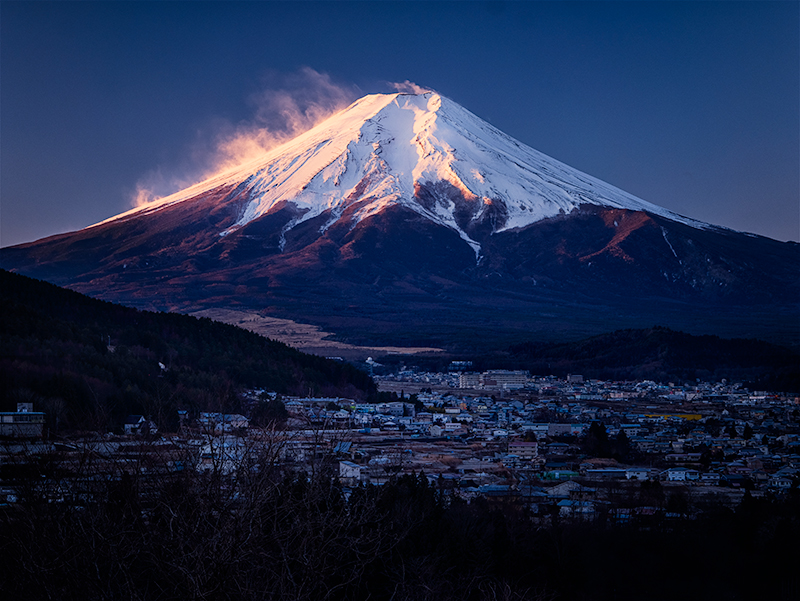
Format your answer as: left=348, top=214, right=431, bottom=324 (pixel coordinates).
left=507, top=326, right=800, bottom=390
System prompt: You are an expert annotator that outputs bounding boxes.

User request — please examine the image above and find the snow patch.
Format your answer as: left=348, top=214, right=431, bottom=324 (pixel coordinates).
left=661, top=227, right=679, bottom=259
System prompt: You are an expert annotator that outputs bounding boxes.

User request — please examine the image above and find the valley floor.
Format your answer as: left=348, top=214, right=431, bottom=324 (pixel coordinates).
left=192, top=307, right=444, bottom=359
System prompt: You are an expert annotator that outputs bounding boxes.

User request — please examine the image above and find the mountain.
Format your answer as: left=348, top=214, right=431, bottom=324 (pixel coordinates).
left=2, top=92, right=798, bottom=350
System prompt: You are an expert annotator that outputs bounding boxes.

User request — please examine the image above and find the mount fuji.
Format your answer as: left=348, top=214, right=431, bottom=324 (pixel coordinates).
left=2, top=92, right=798, bottom=350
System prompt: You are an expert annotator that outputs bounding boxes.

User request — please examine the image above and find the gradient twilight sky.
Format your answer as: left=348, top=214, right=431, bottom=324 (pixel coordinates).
left=1, top=1, right=798, bottom=248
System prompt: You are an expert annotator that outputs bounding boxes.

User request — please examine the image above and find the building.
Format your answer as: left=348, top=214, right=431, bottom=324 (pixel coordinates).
left=481, top=370, right=529, bottom=390
left=508, top=441, right=538, bottom=460
left=625, top=467, right=652, bottom=481
left=664, top=467, right=700, bottom=482
left=196, top=439, right=247, bottom=474
left=0, top=403, right=45, bottom=438
left=198, top=412, right=249, bottom=433
left=459, top=373, right=481, bottom=389
left=124, top=415, right=147, bottom=435
left=339, top=460, right=364, bottom=484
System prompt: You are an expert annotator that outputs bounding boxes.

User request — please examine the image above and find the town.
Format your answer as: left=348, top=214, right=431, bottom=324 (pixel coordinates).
left=3, top=365, right=798, bottom=521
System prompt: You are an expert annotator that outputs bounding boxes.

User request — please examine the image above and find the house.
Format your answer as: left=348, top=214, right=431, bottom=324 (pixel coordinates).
left=700, top=472, right=721, bottom=485
left=767, top=475, right=793, bottom=490
left=447, top=426, right=470, bottom=437
left=331, top=410, right=351, bottom=422
left=543, top=468, right=579, bottom=481
left=123, top=415, right=157, bottom=435
left=339, top=460, right=364, bottom=483
left=620, top=424, right=643, bottom=437
left=625, top=467, right=652, bottom=481
left=521, top=423, right=549, bottom=437
left=547, top=480, right=583, bottom=498
left=585, top=468, right=628, bottom=481
left=478, top=484, right=517, bottom=498
left=609, top=507, right=633, bottom=523
left=547, top=424, right=573, bottom=436
left=196, top=439, right=247, bottom=475
left=198, top=413, right=249, bottom=433
left=665, top=467, right=700, bottom=482
left=545, top=442, right=571, bottom=455
left=557, top=499, right=596, bottom=519
left=722, top=474, right=749, bottom=488
left=568, top=485, right=597, bottom=501
left=377, top=402, right=405, bottom=417
left=726, top=461, right=753, bottom=476
left=333, top=441, right=352, bottom=455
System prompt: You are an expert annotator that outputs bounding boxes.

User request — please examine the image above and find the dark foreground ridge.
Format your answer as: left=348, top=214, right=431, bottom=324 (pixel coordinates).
left=0, top=269, right=376, bottom=432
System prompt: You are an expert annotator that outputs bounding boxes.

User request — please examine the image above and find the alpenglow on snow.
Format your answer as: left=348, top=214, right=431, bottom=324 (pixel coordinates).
left=97, top=92, right=707, bottom=258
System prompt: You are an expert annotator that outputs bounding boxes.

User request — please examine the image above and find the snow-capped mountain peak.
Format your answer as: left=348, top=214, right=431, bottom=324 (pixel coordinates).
left=4, top=93, right=796, bottom=352
left=100, top=92, right=707, bottom=258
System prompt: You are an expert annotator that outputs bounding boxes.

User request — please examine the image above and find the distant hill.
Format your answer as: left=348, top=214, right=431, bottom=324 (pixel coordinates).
left=508, top=327, right=800, bottom=391
left=0, top=269, right=376, bottom=433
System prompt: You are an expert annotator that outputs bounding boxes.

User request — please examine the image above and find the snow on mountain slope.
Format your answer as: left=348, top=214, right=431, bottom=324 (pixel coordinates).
left=97, top=92, right=712, bottom=257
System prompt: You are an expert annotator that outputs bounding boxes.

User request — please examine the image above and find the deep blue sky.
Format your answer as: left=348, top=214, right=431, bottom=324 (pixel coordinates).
left=2, top=1, right=798, bottom=247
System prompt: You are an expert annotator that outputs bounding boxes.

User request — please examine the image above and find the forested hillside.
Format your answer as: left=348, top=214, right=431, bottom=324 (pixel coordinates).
left=0, top=269, right=375, bottom=433
left=508, top=327, right=800, bottom=390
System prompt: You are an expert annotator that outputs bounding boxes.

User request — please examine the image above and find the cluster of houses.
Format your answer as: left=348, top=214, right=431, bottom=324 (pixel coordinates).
left=164, top=371, right=799, bottom=519
left=2, top=370, right=798, bottom=519
left=329, top=371, right=799, bottom=516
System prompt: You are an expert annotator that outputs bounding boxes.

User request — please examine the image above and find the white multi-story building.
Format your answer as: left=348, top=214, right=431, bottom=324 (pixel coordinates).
left=459, top=373, right=481, bottom=389
left=480, top=370, right=529, bottom=390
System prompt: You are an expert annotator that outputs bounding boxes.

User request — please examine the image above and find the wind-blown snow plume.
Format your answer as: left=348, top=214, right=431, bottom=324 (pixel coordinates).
left=212, top=68, right=358, bottom=173
left=131, top=184, right=160, bottom=208
left=389, top=80, right=433, bottom=95
left=129, top=68, right=358, bottom=209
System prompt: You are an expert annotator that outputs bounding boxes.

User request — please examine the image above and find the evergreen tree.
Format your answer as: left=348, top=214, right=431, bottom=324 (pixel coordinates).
left=583, top=421, right=611, bottom=457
